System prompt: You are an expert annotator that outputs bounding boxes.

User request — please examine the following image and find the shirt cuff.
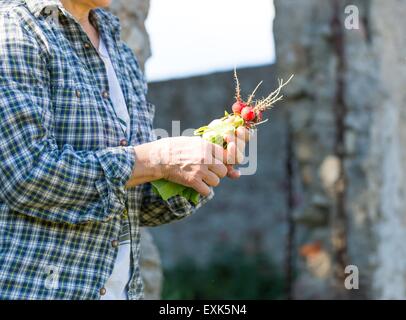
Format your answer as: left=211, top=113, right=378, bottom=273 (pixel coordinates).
left=94, top=146, right=135, bottom=221
left=165, top=188, right=215, bottom=218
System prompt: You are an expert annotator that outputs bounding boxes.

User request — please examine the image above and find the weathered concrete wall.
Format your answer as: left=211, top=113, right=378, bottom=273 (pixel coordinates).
left=365, top=0, right=406, bottom=299
left=110, top=0, right=163, bottom=300
left=110, top=0, right=151, bottom=67
left=274, top=0, right=406, bottom=299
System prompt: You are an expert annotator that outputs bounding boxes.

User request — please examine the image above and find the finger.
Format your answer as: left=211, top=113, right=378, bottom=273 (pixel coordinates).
left=226, top=164, right=241, bottom=180
left=227, top=141, right=244, bottom=164
left=191, top=179, right=211, bottom=197
left=224, top=127, right=250, bottom=143
left=207, top=141, right=228, bottom=165
left=235, top=128, right=248, bottom=154
left=236, top=126, right=250, bottom=142
left=202, top=169, right=221, bottom=187
left=235, top=137, right=246, bottom=155
left=226, top=141, right=236, bottom=164
left=225, top=130, right=246, bottom=155
left=208, top=162, right=228, bottom=178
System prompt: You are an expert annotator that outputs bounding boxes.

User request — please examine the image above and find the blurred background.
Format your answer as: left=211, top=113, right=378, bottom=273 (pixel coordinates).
left=110, top=0, right=406, bottom=299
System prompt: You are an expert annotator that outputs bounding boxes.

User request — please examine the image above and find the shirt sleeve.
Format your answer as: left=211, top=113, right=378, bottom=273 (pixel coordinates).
left=0, top=13, right=136, bottom=225
left=139, top=182, right=214, bottom=227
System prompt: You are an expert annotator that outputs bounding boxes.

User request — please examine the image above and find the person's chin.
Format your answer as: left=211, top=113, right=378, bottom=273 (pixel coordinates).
left=95, top=0, right=112, bottom=8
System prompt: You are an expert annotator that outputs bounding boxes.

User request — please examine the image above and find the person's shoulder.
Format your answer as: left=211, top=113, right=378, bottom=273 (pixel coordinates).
left=0, top=1, right=27, bottom=37
left=0, top=0, right=27, bottom=16
left=0, top=1, right=49, bottom=56
left=0, top=0, right=23, bottom=11
left=0, top=0, right=36, bottom=28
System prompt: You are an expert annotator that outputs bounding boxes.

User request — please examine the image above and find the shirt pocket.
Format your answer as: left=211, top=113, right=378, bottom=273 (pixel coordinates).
left=50, top=84, right=106, bottom=151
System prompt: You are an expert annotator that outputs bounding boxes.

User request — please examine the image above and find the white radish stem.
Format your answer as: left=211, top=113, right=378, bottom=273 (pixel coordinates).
left=246, top=81, right=263, bottom=106
left=234, top=67, right=242, bottom=102
left=254, top=74, right=294, bottom=112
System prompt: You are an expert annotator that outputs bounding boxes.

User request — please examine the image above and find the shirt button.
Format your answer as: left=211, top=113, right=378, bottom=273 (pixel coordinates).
left=119, top=139, right=128, bottom=147
left=111, top=240, right=119, bottom=248
left=102, top=91, right=109, bottom=99
left=84, top=42, right=91, bottom=49
left=100, top=287, right=107, bottom=296
left=75, top=89, right=81, bottom=98
left=103, top=215, right=113, bottom=222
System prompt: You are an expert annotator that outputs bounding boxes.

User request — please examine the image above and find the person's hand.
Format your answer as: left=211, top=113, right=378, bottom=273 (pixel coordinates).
left=223, top=126, right=251, bottom=179
left=126, top=128, right=251, bottom=195
left=126, top=136, right=227, bottom=196
left=154, top=136, right=229, bottom=196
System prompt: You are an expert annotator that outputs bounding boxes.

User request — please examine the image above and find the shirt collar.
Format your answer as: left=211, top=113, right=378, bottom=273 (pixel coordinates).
left=24, top=0, right=64, bottom=17
left=91, top=8, right=121, bottom=39
left=24, top=1, right=121, bottom=39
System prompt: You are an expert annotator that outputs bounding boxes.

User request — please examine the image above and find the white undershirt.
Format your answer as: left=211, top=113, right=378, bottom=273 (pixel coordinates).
left=98, top=36, right=131, bottom=300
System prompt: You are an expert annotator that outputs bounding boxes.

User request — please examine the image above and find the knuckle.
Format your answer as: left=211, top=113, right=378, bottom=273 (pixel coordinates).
left=186, top=175, right=199, bottom=187
left=191, top=173, right=201, bottom=183
left=191, top=181, right=200, bottom=190
left=220, top=165, right=227, bottom=178
left=201, top=187, right=210, bottom=196
left=195, top=166, right=205, bottom=176
left=213, top=177, right=220, bottom=187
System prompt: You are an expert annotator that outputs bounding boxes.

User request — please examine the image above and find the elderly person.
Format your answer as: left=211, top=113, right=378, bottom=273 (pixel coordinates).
left=0, top=0, right=248, bottom=299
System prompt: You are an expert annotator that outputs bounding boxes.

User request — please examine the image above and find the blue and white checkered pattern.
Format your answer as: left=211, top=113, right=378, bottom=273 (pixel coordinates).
left=0, top=0, right=212, bottom=300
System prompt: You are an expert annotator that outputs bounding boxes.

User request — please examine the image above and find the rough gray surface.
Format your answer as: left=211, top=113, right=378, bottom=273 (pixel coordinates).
left=110, top=0, right=151, bottom=67
left=274, top=0, right=406, bottom=299
left=366, top=0, right=406, bottom=299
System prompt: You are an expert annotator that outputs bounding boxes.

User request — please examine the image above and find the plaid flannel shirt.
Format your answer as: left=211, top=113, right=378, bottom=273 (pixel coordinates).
left=0, top=0, right=212, bottom=300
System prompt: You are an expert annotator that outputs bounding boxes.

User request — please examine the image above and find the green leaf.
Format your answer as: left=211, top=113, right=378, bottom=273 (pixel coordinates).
left=151, top=179, right=200, bottom=205
left=189, top=191, right=200, bottom=205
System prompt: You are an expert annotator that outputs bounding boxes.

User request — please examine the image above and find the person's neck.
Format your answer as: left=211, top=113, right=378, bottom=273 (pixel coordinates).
left=61, top=0, right=92, bottom=25
left=60, top=0, right=100, bottom=48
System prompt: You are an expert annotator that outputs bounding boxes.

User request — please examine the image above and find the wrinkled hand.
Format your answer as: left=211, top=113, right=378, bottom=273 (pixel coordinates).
left=126, top=128, right=251, bottom=195
left=154, top=136, right=228, bottom=196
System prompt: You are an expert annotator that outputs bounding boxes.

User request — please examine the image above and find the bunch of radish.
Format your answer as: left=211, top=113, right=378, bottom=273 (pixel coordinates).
left=152, top=70, right=294, bottom=204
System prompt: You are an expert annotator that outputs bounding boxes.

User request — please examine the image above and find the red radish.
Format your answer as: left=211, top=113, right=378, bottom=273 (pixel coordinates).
left=256, top=111, right=263, bottom=122
left=241, top=106, right=255, bottom=121
left=232, top=101, right=246, bottom=114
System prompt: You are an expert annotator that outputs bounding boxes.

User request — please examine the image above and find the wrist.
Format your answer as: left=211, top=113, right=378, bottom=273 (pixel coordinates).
left=125, top=142, right=164, bottom=188
left=134, top=142, right=164, bottom=180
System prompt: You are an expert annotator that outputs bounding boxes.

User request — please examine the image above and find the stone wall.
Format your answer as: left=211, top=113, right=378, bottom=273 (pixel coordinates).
left=274, top=0, right=406, bottom=299
left=110, top=0, right=151, bottom=67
